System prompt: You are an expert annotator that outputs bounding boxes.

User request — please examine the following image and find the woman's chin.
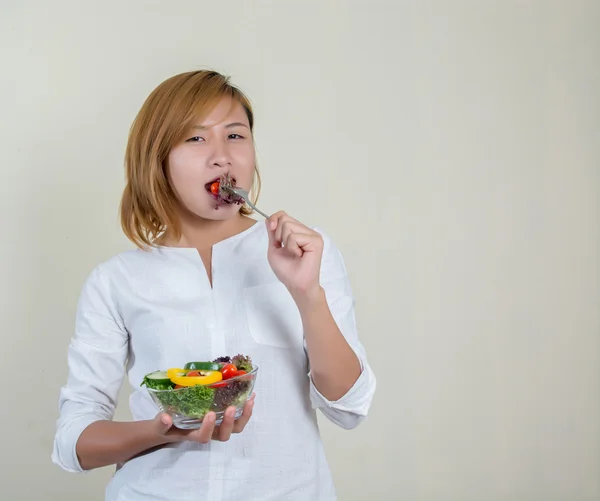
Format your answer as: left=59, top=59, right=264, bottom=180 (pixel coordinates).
left=194, top=204, right=240, bottom=221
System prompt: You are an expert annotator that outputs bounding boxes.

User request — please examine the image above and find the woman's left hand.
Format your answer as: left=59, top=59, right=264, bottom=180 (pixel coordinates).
left=266, top=211, right=324, bottom=300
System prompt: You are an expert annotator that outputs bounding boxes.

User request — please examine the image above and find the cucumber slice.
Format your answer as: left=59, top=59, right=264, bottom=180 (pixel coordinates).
left=146, top=371, right=171, bottom=383
left=142, top=371, right=174, bottom=390
left=184, top=361, right=221, bottom=371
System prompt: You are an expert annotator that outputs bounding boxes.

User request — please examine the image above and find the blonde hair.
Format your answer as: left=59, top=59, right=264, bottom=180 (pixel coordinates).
left=119, top=70, right=261, bottom=248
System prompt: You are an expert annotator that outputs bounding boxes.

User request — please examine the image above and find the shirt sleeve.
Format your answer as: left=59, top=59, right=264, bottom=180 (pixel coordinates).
left=51, top=265, right=129, bottom=473
left=306, top=228, right=376, bottom=430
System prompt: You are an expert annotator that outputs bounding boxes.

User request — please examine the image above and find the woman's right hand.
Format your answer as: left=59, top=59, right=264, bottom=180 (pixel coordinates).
left=153, top=393, right=255, bottom=444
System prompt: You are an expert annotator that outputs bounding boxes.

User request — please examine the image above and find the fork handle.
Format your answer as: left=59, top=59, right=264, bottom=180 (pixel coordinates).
left=247, top=200, right=269, bottom=219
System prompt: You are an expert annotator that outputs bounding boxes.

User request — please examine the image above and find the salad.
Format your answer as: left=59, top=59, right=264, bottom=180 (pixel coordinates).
left=141, top=354, right=255, bottom=422
left=206, top=173, right=244, bottom=209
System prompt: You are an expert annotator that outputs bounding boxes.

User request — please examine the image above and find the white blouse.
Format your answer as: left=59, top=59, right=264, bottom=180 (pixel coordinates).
left=52, top=221, right=376, bottom=501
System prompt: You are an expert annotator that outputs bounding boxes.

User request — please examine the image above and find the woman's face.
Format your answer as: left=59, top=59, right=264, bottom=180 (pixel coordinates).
left=166, top=97, right=255, bottom=221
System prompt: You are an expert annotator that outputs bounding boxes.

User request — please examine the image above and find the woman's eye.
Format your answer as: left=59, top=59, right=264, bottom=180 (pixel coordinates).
left=228, top=133, right=244, bottom=140
left=186, top=136, right=205, bottom=142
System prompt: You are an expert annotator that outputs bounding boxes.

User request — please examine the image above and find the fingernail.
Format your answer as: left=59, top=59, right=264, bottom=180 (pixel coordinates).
left=161, top=416, right=169, bottom=426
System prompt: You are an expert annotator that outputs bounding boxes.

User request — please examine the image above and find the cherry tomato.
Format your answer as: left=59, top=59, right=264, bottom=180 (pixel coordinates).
left=220, top=363, right=238, bottom=380
left=236, top=370, right=247, bottom=376
left=186, top=371, right=201, bottom=377
left=212, top=382, right=227, bottom=388
left=174, top=384, right=184, bottom=389
left=210, top=182, right=219, bottom=195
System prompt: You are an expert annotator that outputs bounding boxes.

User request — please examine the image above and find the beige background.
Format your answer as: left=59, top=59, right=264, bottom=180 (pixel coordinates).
left=1, top=1, right=599, bottom=500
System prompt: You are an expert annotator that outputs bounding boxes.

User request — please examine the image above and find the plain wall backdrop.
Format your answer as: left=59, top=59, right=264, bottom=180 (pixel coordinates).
left=1, top=1, right=598, bottom=500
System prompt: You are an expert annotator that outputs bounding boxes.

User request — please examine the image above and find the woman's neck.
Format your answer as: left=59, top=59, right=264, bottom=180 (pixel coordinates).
left=160, top=213, right=256, bottom=250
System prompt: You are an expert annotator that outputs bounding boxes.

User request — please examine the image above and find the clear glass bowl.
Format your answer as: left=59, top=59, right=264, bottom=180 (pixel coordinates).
left=147, top=366, right=258, bottom=429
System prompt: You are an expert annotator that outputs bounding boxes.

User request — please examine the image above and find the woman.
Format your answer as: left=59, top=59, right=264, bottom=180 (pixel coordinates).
left=52, top=70, right=376, bottom=501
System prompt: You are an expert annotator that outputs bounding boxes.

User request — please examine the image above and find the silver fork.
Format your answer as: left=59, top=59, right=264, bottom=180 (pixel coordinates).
left=222, top=186, right=270, bottom=219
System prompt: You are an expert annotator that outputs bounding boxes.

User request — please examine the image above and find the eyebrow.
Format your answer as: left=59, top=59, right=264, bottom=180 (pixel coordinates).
left=192, top=122, right=249, bottom=130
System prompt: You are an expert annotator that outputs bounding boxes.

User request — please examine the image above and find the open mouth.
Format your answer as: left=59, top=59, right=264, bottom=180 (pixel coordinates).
left=205, top=174, right=244, bottom=208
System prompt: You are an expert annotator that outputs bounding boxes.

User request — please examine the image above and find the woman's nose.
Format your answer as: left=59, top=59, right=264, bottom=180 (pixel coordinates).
left=209, top=140, right=231, bottom=167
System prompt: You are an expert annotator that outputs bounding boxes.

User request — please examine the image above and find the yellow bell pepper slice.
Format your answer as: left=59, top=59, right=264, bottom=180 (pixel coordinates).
left=167, top=368, right=223, bottom=387
left=167, top=368, right=187, bottom=380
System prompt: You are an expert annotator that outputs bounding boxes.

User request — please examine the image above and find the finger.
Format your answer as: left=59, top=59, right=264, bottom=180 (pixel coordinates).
left=267, top=215, right=287, bottom=249
left=279, top=221, right=306, bottom=248
left=232, top=394, right=255, bottom=433
left=267, top=211, right=287, bottom=232
left=275, top=215, right=296, bottom=243
left=283, top=233, right=306, bottom=257
left=158, top=412, right=173, bottom=431
left=266, top=220, right=278, bottom=248
left=214, top=406, right=237, bottom=442
left=153, top=413, right=178, bottom=440
left=284, top=232, right=319, bottom=257
left=195, top=412, right=217, bottom=443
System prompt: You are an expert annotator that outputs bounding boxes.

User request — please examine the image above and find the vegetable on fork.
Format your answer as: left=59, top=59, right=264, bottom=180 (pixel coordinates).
left=217, top=173, right=245, bottom=205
